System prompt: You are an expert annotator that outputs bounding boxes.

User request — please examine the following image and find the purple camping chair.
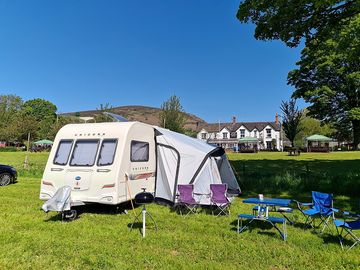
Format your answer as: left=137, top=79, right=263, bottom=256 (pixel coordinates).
left=176, top=184, right=199, bottom=216
left=210, top=184, right=231, bottom=216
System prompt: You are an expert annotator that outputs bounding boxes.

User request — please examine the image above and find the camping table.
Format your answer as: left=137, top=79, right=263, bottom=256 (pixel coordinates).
left=237, top=198, right=292, bottom=240
left=244, top=198, right=293, bottom=223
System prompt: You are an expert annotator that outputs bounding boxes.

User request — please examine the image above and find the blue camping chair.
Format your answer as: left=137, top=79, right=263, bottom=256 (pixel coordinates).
left=334, top=211, right=360, bottom=250
left=295, top=191, right=337, bottom=233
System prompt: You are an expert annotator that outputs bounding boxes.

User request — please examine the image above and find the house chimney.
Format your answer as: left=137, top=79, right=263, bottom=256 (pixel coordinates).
left=232, top=116, right=236, bottom=125
left=275, top=113, right=279, bottom=125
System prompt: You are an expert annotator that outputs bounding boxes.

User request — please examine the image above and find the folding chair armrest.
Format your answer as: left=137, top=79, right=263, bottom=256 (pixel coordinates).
left=300, top=202, right=313, bottom=206
left=293, top=200, right=313, bottom=210
left=331, top=208, right=340, bottom=213
left=340, top=210, right=360, bottom=218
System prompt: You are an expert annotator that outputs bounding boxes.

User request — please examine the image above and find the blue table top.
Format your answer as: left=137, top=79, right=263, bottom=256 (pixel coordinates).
left=243, top=198, right=291, bottom=207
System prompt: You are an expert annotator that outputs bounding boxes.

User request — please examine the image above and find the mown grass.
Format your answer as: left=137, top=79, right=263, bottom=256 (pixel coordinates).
left=0, top=152, right=359, bottom=269
left=228, top=151, right=360, bottom=198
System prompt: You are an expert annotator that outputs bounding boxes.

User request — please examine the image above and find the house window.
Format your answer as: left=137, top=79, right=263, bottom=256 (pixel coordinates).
left=70, top=140, right=99, bottom=166
left=98, top=139, right=117, bottom=166
left=230, top=132, right=237, bottom=139
left=266, top=128, right=272, bottom=138
left=240, top=129, right=245, bottom=138
left=201, top=133, right=207, bottom=140
left=131, top=141, right=149, bottom=162
left=254, top=130, right=257, bottom=137
left=53, top=140, right=73, bottom=165
left=222, top=132, right=228, bottom=139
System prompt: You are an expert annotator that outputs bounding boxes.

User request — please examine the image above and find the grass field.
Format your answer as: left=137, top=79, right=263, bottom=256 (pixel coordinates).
left=0, top=152, right=359, bottom=269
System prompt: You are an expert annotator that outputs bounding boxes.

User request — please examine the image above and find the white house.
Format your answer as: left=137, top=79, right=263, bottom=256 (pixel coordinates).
left=197, top=115, right=282, bottom=151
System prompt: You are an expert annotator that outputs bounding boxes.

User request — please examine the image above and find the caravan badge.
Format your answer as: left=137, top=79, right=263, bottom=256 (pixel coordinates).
left=75, top=176, right=81, bottom=181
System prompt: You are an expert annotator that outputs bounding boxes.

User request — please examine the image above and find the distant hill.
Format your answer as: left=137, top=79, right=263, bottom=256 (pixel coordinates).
left=63, top=105, right=206, bottom=131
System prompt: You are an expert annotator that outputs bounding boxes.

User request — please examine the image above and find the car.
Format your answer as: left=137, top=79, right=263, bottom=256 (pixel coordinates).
left=0, top=164, right=17, bottom=186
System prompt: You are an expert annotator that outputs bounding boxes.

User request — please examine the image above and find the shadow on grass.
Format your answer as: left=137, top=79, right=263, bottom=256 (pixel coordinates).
left=231, top=158, right=360, bottom=212
left=43, top=202, right=137, bottom=222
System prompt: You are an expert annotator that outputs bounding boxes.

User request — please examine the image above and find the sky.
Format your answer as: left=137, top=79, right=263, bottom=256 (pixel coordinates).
left=0, top=0, right=304, bottom=123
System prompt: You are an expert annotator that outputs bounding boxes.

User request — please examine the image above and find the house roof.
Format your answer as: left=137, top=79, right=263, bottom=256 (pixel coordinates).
left=306, top=134, right=333, bottom=141
left=198, top=121, right=280, bottom=133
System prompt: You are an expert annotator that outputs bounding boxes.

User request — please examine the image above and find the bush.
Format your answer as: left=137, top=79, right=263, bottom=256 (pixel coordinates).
left=0, top=147, right=19, bottom=152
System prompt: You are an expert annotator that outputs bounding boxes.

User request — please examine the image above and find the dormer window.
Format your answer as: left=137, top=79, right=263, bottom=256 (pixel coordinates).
left=254, top=130, right=257, bottom=137
left=230, top=132, right=237, bottom=138
left=222, top=132, right=228, bottom=139
left=240, top=129, right=245, bottom=138
left=201, top=133, right=207, bottom=139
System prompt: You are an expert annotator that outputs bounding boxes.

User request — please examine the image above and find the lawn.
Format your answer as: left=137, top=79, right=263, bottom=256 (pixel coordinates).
left=0, top=152, right=359, bottom=269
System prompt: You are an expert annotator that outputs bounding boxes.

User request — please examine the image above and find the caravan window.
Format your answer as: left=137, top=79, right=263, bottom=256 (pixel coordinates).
left=98, top=139, right=117, bottom=166
left=70, top=140, right=99, bottom=166
left=130, top=141, right=149, bottom=162
left=53, top=140, right=73, bottom=165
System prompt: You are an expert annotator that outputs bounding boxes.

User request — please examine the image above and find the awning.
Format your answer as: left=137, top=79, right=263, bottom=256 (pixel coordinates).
left=33, top=139, right=53, bottom=145
left=306, top=134, right=332, bottom=142
left=238, top=137, right=260, bottom=143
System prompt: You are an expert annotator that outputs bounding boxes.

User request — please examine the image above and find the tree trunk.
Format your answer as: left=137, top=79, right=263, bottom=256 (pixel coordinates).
left=352, top=120, right=360, bottom=150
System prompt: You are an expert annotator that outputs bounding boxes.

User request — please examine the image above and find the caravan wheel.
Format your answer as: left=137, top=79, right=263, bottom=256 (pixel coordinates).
left=63, top=210, right=77, bottom=221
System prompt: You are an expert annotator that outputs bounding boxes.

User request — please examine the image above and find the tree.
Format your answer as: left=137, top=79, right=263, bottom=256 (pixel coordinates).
left=280, top=99, right=303, bottom=147
left=159, top=95, right=185, bottom=133
left=290, top=15, right=360, bottom=149
left=294, top=110, right=334, bottom=147
left=237, top=0, right=359, bottom=47
left=6, top=112, right=38, bottom=142
left=237, top=1, right=360, bottom=148
left=22, top=98, right=57, bottom=121
left=94, top=103, right=114, bottom=122
left=22, top=98, right=58, bottom=140
left=0, top=95, right=23, bottom=140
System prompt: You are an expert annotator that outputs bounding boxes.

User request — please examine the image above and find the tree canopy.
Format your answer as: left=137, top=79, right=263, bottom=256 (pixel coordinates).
left=280, top=99, right=303, bottom=147
left=237, top=0, right=359, bottom=47
left=159, top=95, right=186, bottom=133
left=237, top=0, right=360, bottom=148
left=290, top=14, right=360, bottom=148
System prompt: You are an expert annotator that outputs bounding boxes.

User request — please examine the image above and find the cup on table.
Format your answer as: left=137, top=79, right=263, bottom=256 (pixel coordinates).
left=258, top=194, right=264, bottom=201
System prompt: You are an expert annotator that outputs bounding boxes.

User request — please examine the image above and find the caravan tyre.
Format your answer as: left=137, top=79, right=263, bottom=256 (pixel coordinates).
left=65, top=210, right=78, bottom=221
left=0, top=173, right=12, bottom=186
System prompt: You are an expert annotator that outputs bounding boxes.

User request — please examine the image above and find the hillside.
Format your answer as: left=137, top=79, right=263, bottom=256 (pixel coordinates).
left=64, top=105, right=206, bottom=131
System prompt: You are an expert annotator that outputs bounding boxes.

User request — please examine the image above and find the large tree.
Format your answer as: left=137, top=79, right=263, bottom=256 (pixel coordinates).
left=290, top=15, right=360, bottom=148
left=280, top=99, right=303, bottom=147
left=237, top=0, right=360, bottom=148
left=159, top=95, right=185, bottom=133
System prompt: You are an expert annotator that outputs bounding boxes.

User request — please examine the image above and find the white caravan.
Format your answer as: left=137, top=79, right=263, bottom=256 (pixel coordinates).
left=40, top=122, right=240, bottom=210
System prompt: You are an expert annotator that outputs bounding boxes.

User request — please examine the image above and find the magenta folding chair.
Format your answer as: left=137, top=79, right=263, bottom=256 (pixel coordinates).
left=210, top=184, right=231, bottom=216
left=176, top=184, right=199, bottom=216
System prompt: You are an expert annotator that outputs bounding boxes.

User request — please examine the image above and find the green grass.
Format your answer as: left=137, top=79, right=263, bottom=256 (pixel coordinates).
left=0, top=152, right=359, bottom=269
left=228, top=151, right=360, bottom=198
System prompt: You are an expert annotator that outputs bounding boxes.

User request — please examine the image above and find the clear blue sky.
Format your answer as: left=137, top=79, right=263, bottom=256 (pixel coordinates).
left=0, top=0, right=303, bottom=123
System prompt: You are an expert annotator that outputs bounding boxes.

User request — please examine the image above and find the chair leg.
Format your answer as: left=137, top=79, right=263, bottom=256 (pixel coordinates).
left=347, top=229, right=360, bottom=250
left=320, top=216, right=332, bottom=234
left=304, top=215, right=315, bottom=229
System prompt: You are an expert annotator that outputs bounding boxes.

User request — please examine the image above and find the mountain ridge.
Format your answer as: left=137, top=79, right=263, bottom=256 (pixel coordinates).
left=63, top=105, right=206, bottom=131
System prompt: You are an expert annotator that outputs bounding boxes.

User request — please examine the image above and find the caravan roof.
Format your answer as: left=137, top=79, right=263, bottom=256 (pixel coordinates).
left=55, top=122, right=149, bottom=139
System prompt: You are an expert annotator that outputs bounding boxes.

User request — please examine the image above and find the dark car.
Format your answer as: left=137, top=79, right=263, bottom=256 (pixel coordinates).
left=0, top=164, right=17, bottom=186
